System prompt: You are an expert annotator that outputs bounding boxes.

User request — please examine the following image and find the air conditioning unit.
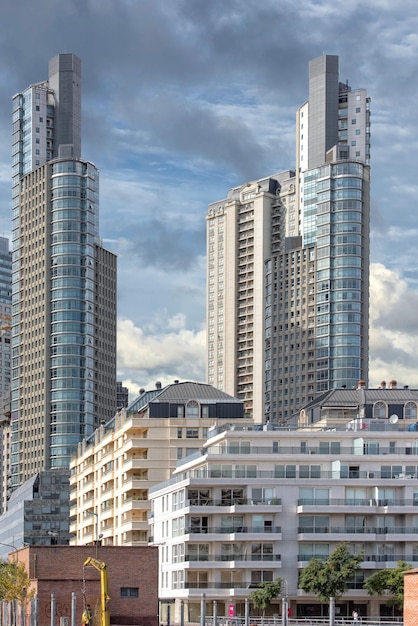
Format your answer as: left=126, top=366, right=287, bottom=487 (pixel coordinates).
left=368, top=472, right=375, bottom=479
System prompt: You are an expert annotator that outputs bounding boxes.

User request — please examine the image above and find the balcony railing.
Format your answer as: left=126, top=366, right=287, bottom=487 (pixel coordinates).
left=297, top=498, right=418, bottom=507
left=298, top=525, right=418, bottom=534
left=185, top=526, right=281, bottom=534
left=298, top=553, right=418, bottom=563
left=184, top=553, right=281, bottom=562
left=186, top=498, right=281, bottom=507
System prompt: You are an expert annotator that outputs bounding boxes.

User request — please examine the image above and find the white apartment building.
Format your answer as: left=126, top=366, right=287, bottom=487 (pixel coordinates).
left=69, top=381, right=250, bottom=546
left=149, top=413, right=418, bottom=622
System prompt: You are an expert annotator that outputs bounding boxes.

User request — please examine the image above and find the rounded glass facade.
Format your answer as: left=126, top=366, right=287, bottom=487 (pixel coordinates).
left=49, top=159, right=97, bottom=467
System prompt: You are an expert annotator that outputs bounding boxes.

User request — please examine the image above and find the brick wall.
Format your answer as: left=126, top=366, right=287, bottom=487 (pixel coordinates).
left=403, top=568, right=418, bottom=626
left=13, top=545, right=158, bottom=626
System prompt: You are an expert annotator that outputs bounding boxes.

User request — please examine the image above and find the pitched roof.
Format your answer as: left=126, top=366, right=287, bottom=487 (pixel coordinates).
left=149, top=381, right=240, bottom=405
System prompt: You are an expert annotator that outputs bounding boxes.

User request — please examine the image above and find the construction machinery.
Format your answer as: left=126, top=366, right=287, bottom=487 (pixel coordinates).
left=83, top=557, right=110, bottom=626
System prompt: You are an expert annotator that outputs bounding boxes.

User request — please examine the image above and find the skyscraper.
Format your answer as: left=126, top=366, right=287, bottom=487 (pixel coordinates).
left=11, top=54, right=117, bottom=489
left=206, top=55, right=370, bottom=421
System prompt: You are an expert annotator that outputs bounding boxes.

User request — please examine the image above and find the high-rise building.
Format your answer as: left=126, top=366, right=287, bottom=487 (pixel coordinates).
left=0, top=236, right=12, bottom=512
left=206, top=55, right=370, bottom=421
left=10, top=54, right=117, bottom=489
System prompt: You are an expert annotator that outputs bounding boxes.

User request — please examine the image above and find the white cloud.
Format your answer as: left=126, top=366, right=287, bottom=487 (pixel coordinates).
left=117, top=315, right=206, bottom=398
left=369, top=263, right=418, bottom=388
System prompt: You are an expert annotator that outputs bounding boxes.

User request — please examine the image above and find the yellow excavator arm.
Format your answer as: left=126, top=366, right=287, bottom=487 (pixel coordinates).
left=84, top=557, right=110, bottom=626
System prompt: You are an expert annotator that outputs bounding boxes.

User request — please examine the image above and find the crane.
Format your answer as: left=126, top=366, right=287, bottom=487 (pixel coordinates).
left=83, top=557, right=110, bottom=626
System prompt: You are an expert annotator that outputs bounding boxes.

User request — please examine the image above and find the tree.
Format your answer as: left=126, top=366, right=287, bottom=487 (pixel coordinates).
left=299, top=543, right=363, bottom=603
left=249, top=579, right=283, bottom=619
left=363, top=560, right=412, bottom=609
left=0, top=559, right=33, bottom=603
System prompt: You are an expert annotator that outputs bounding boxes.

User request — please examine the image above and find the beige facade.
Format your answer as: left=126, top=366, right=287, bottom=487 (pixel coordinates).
left=206, top=172, right=295, bottom=420
left=70, top=381, right=250, bottom=546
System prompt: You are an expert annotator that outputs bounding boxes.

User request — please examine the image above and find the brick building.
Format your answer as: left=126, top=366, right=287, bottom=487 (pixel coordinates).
left=404, top=568, right=418, bottom=626
left=7, top=545, right=158, bottom=626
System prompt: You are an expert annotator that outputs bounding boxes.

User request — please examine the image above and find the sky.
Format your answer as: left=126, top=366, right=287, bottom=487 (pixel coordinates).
left=0, top=0, right=418, bottom=400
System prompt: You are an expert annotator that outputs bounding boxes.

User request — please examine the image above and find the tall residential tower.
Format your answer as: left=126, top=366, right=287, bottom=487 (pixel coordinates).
left=10, top=54, right=117, bottom=489
left=207, top=55, right=370, bottom=421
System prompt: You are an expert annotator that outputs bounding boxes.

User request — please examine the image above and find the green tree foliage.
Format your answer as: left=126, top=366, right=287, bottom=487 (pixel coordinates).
left=299, top=543, right=363, bottom=603
left=249, top=579, right=283, bottom=617
left=363, top=560, right=412, bottom=609
left=0, top=559, right=33, bottom=603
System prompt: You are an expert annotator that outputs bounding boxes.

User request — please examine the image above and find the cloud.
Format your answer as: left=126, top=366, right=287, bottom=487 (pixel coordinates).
left=117, top=315, right=206, bottom=396
left=369, top=263, right=418, bottom=388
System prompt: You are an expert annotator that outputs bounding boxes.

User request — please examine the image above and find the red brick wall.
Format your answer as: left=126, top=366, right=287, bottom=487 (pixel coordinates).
left=14, top=545, right=158, bottom=626
left=403, top=568, right=418, bottom=626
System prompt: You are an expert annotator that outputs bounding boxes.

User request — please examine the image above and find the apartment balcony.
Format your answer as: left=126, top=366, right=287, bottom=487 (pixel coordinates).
left=185, top=498, right=282, bottom=513
left=362, top=554, right=418, bottom=570
left=120, top=519, right=149, bottom=532
left=182, top=582, right=278, bottom=597
left=297, top=498, right=418, bottom=513
left=100, top=506, right=114, bottom=521
left=183, top=554, right=281, bottom=567
left=298, top=525, right=418, bottom=541
left=184, top=526, right=281, bottom=539
left=123, top=458, right=149, bottom=471
left=123, top=477, right=148, bottom=490
left=121, top=496, right=149, bottom=514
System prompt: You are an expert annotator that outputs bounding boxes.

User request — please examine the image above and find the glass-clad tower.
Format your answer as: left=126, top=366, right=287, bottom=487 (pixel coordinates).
left=207, top=55, right=370, bottom=423
left=265, top=55, right=370, bottom=421
left=10, top=54, right=117, bottom=489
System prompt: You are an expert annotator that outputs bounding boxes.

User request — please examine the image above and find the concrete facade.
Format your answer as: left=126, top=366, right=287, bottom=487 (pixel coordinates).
left=149, top=406, right=418, bottom=621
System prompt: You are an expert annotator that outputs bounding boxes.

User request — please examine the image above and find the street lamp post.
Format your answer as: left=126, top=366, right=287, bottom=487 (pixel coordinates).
left=85, top=510, right=100, bottom=557
left=281, top=579, right=288, bottom=626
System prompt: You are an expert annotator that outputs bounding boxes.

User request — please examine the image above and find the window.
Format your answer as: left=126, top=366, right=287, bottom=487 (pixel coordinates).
left=188, top=489, right=210, bottom=505
left=405, top=402, right=418, bottom=420
left=221, top=488, right=244, bottom=505
left=120, top=587, right=138, bottom=598
left=373, top=401, right=387, bottom=418
left=251, top=488, right=274, bottom=504
left=299, top=465, right=321, bottom=478
left=299, top=543, right=329, bottom=560
left=251, top=570, right=273, bottom=586
left=187, top=543, right=209, bottom=561
left=186, top=428, right=198, bottom=439
left=346, top=487, right=367, bottom=505
left=299, top=516, right=329, bottom=533
left=221, top=515, right=244, bottom=532
left=221, top=543, right=243, bottom=560
left=186, top=400, right=199, bottom=418
left=319, top=441, right=340, bottom=454
left=299, top=487, right=329, bottom=505
left=251, top=543, right=274, bottom=561
left=274, top=465, right=296, bottom=478
left=177, top=406, right=184, bottom=418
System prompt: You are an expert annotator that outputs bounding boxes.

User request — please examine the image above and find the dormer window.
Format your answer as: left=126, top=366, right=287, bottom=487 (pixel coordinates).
left=373, top=401, right=387, bottom=419
left=186, top=400, right=199, bottom=418
left=405, top=402, right=417, bottom=420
